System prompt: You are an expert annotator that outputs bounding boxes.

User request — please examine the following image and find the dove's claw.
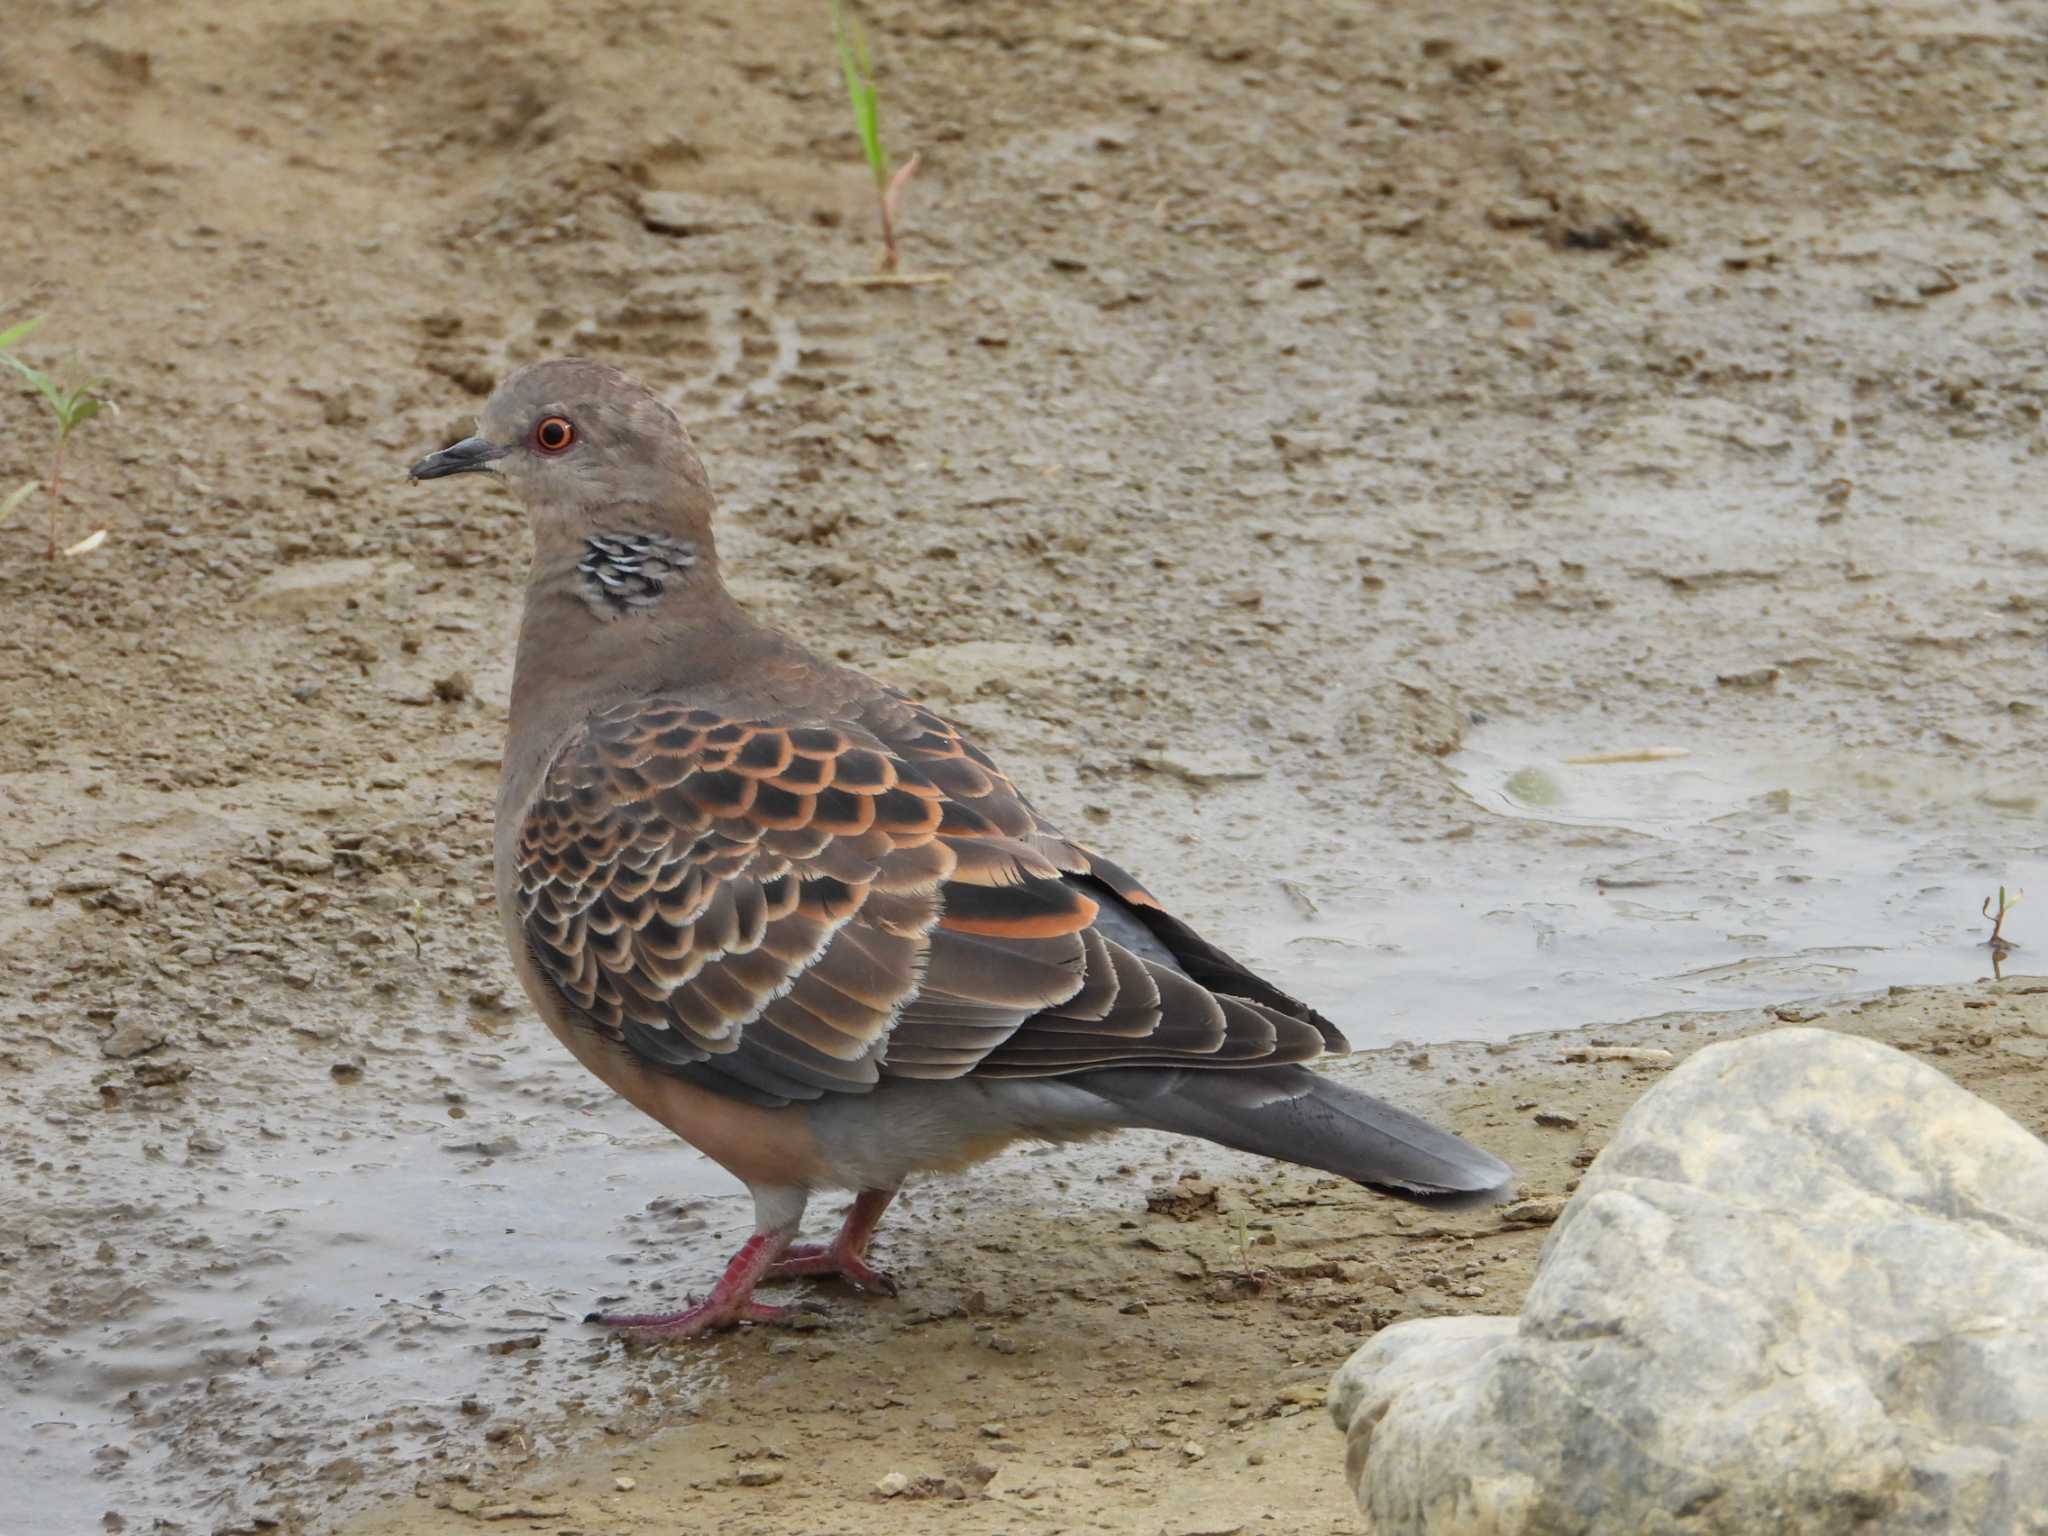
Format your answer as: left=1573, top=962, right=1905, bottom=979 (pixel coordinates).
left=764, top=1243, right=900, bottom=1296
left=586, top=1228, right=804, bottom=1338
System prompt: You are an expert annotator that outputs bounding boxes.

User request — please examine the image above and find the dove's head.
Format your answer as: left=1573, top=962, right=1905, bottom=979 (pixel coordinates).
left=408, top=358, right=713, bottom=532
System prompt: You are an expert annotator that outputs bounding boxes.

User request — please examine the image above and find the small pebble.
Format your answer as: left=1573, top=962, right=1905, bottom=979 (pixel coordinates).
left=101, top=1020, right=167, bottom=1060
left=875, top=1471, right=909, bottom=1498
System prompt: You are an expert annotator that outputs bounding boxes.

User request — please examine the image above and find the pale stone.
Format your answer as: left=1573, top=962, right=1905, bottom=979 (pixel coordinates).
left=1330, top=1029, right=2048, bottom=1534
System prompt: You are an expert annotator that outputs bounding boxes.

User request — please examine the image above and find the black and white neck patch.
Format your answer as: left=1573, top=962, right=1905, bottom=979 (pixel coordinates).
left=577, top=532, right=699, bottom=618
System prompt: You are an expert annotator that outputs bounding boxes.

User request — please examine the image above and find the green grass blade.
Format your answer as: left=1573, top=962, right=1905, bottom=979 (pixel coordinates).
left=0, top=316, right=43, bottom=352
left=833, top=5, right=861, bottom=103
left=839, top=0, right=871, bottom=79
left=834, top=36, right=865, bottom=147
left=857, top=89, right=883, bottom=181
left=0, top=354, right=64, bottom=414
left=832, top=2, right=888, bottom=184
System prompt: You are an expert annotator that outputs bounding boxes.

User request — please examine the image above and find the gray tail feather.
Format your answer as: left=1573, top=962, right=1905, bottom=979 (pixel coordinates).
left=1079, top=1064, right=1513, bottom=1207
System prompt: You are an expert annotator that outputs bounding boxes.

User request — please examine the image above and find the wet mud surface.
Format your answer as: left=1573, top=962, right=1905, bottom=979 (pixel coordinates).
left=2, top=0, right=2045, bottom=1531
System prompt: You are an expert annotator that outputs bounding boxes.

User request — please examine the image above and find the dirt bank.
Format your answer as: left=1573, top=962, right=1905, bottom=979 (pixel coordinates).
left=2, top=0, right=2043, bottom=1531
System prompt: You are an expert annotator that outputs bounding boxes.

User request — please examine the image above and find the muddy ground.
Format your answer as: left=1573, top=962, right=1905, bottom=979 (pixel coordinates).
left=347, top=983, right=2048, bottom=1536
left=2, top=0, right=2045, bottom=1532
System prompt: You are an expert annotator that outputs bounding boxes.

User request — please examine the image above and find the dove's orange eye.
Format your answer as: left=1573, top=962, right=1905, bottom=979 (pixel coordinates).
left=534, top=416, right=575, bottom=453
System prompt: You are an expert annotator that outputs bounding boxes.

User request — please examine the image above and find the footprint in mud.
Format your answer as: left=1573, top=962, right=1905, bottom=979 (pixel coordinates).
left=684, top=291, right=796, bottom=417
left=575, top=280, right=868, bottom=419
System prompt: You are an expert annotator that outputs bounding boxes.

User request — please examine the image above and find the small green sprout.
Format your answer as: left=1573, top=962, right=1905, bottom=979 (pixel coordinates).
left=1, top=315, right=114, bottom=559
left=832, top=1, right=921, bottom=274
left=405, top=895, right=429, bottom=963
left=1224, top=1206, right=1272, bottom=1294
left=1984, top=886, right=2022, bottom=954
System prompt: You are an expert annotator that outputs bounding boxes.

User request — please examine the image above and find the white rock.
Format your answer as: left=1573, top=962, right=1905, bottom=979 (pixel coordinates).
left=1329, top=1028, right=2048, bottom=1534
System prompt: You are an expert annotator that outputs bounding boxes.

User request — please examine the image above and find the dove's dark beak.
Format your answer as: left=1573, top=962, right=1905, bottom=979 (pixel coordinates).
left=408, top=436, right=509, bottom=481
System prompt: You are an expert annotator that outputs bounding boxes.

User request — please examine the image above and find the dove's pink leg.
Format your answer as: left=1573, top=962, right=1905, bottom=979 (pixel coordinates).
left=763, top=1188, right=899, bottom=1295
left=586, top=1228, right=800, bottom=1335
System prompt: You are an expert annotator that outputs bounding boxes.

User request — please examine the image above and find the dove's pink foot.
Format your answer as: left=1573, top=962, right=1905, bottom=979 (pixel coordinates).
left=763, top=1188, right=899, bottom=1295
left=765, top=1244, right=899, bottom=1295
left=586, top=1230, right=802, bottom=1336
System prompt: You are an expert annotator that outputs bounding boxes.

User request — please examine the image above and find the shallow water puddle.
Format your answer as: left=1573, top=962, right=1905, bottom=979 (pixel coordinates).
left=1247, top=720, right=2043, bottom=1046
left=8, top=1058, right=743, bottom=1536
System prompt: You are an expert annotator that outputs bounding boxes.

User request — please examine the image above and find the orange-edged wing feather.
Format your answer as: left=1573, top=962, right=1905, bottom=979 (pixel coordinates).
left=516, top=690, right=1342, bottom=1107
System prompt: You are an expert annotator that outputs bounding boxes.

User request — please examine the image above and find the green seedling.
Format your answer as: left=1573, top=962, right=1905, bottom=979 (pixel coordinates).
left=1983, top=886, right=2022, bottom=954
left=1, top=315, right=114, bottom=559
left=405, top=895, right=429, bottom=963
left=1224, top=1207, right=1272, bottom=1295
left=832, top=1, right=921, bottom=273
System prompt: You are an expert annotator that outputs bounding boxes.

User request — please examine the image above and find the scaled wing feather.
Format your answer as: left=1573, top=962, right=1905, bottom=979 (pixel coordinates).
left=516, top=690, right=1346, bottom=1107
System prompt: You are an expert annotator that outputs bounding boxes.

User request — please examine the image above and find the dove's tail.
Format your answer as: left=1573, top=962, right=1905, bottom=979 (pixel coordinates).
left=1079, top=1064, right=1513, bottom=1207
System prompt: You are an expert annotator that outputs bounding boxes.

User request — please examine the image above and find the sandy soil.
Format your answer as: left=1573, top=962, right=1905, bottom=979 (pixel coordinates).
left=2, top=0, right=2045, bottom=1532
